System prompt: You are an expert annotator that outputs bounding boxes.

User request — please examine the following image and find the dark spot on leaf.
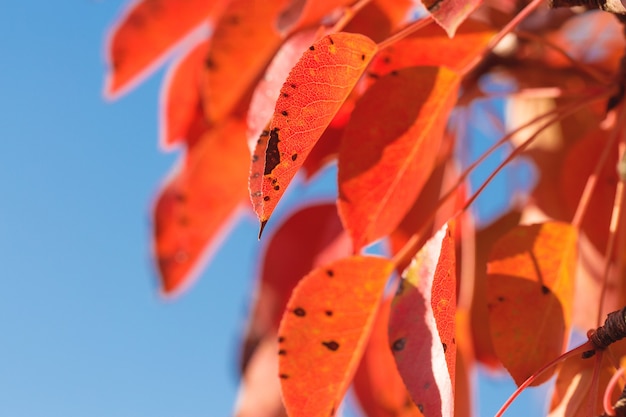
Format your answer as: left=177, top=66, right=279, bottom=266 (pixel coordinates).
left=291, top=154, right=297, bottom=161
left=497, top=296, right=505, bottom=302
left=417, top=404, right=424, bottom=413
left=260, top=130, right=269, bottom=137
left=279, top=374, right=289, bottom=379
left=330, top=406, right=336, bottom=416
left=290, top=83, right=296, bottom=89
left=264, top=128, right=281, bottom=175
left=252, top=154, right=259, bottom=163
left=271, top=178, right=277, bottom=185
left=274, top=185, right=280, bottom=191
left=178, top=216, right=189, bottom=227
left=278, top=336, right=285, bottom=343
left=294, top=307, right=306, bottom=317
left=367, top=72, right=380, bottom=79
left=278, top=349, right=286, bottom=355
left=392, top=338, right=406, bottom=351
left=228, top=15, right=240, bottom=24
left=282, top=92, right=289, bottom=98
left=325, top=310, right=333, bottom=316
left=322, top=341, right=340, bottom=351
left=361, top=54, right=365, bottom=60
left=396, top=280, right=406, bottom=296
left=281, top=110, right=288, bottom=116
left=205, top=57, right=215, bottom=69
left=326, top=269, right=334, bottom=277
left=452, top=337, right=456, bottom=344
left=263, top=196, right=270, bottom=201
left=442, top=342, right=447, bottom=353
left=309, top=45, right=315, bottom=51
left=582, top=350, right=596, bottom=359
left=390, top=70, right=399, bottom=76
left=541, top=285, right=550, bottom=295
left=329, top=36, right=334, bottom=45
left=174, top=193, right=186, bottom=202
left=383, top=56, right=391, bottom=64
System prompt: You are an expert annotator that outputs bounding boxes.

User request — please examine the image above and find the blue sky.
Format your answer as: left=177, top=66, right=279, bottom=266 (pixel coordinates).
left=0, top=2, right=547, bottom=416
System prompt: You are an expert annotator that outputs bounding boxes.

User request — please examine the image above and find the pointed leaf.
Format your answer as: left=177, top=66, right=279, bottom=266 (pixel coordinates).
left=241, top=203, right=351, bottom=370
left=104, top=0, right=226, bottom=97
left=421, top=0, right=482, bottom=37
left=202, top=0, right=287, bottom=123
left=249, top=33, right=378, bottom=233
left=388, top=223, right=456, bottom=417
left=159, top=40, right=209, bottom=150
left=486, top=222, right=577, bottom=386
left=353, top=297, right=424, bottom=417
left=278, top=255, right=393, bottom=417
left=338, top=66, right=460, bottom=250
left=153, top=119, right=250, bottom=296
left=369, top=19, right=495, bottom=75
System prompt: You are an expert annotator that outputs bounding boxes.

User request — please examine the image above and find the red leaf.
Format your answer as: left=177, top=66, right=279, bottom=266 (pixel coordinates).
left=388, top=223, right=456, bottom=417
left=486, top=222, right=577, bottom=386
left=159, top=40, right=209, bottom=150
left=241, top=203, right=351, bottom=370
left=153, top=119, right=250, bottom=296
left=249, top=32, right=378, bottom=234
left=338, top=66, right=460, bottom=250
left=353, top=298, right=424, bottom=417
left=104, top=0, right=226, bottom=98
left=278, top=255, right=394, bottom=417
left=421, top=0, right=482, bottom=37
left=202, top=0, right=288, bottom=123
left=369, top=18, right=495, bottom=75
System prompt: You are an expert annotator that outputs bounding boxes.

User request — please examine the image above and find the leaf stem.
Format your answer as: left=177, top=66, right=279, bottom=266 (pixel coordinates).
left=494, top=341, right=595, bottom=417
left=376, top=16, right=433, bottom=51
left=459, top=0, right=546, bottom=77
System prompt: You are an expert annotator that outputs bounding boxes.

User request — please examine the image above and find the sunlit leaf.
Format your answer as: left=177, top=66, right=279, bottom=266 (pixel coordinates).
left=153, top=118, right=250, bottom=296
left=389, top=223, right=456, bottom=417
left=421, top=0, right=482, bottom=37
left=278, top=255, right=393, bottom=417
left=202, top=0, right=287, bottom=123
left=338, top=66, right=460, bottom=250
left=249, top=32, right=378, bottom=234
left=486, top=222, right=577, bottom=386
left=353, top=298, right=424, bottom=417
left=104, top=0, right=226, bottom=97
left=277, top=0, right=353, bottom=34
left=159, top=40, right=209, bottom=150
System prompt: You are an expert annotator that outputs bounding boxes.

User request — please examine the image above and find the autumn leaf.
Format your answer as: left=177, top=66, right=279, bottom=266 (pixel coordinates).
left=278, top=255, right=393, bottom=417
left=202, top=0, right=288, bottom=123
left=421, top=0, right=482, bottom=37
left=159, top=40, right=209, bottom=150
left=249, top=32, right=378, bottom=234
left=276, top=0, right=353, bottom=34
left=241, top=202, right=351, bottom=370
left=486, top=222, right=577, bottom=386
left=338, top=66, right=460, bottom=251
left=388, top=223, right=456, bottom=417
left=368, top=18, right=495, bottom=75
left=353, top=297, right=424, bottom=417
left=153, top=118, right=250, bottom=296
left=104, top=0, right=226, bottom=98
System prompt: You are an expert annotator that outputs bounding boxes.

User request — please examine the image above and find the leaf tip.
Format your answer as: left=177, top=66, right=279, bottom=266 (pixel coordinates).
left=259, top=220, right=268, bottom=239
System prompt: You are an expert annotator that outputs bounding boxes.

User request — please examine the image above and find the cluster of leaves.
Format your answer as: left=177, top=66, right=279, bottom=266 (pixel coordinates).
left=103, top=0, right=626, bottom=416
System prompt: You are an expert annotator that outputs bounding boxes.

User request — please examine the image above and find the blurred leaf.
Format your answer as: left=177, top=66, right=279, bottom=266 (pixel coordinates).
left=421, top=0, right=482, bottom=37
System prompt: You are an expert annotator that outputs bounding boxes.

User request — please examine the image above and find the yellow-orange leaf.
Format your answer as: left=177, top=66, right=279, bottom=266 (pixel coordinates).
left=486, top=222, right=577, bottom=386
left=278, top=255, right=393, bottom=417
left=338, top=66, right=460, bottom=250
left=104, top=0, right=226, bottom=98
left=249, top=33, right=378, bottom=234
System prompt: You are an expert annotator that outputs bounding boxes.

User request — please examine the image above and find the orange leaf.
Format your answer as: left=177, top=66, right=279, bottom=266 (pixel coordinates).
left=249, top=32, right=378, bottom=234
left=486, top=222, right=577, bottom=386
left=153, top=119, right=250, bottom=296
left=202, top=0, right=288, bottom=123
left=369, top=18, right=495, bottom=75
left=353, top=297, right=424, bottom=417
left=338, top=66, right=460, bottom=250
left=241, top=203, right=351, bottom=370
left=104, top=0, right=226, bottom=98
left=421, top=0, right=482, bottom=37
left=388, top=223, right=457, bottom=417
left=278, top=255, right=393, bottom=417
left=159, top=40, right=209, bottom=150
left=277, top=0, right=353, bottom=34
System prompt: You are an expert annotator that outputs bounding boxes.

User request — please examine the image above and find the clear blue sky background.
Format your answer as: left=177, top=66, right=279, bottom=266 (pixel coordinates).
left=0, top=2, right=546, bottom=416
